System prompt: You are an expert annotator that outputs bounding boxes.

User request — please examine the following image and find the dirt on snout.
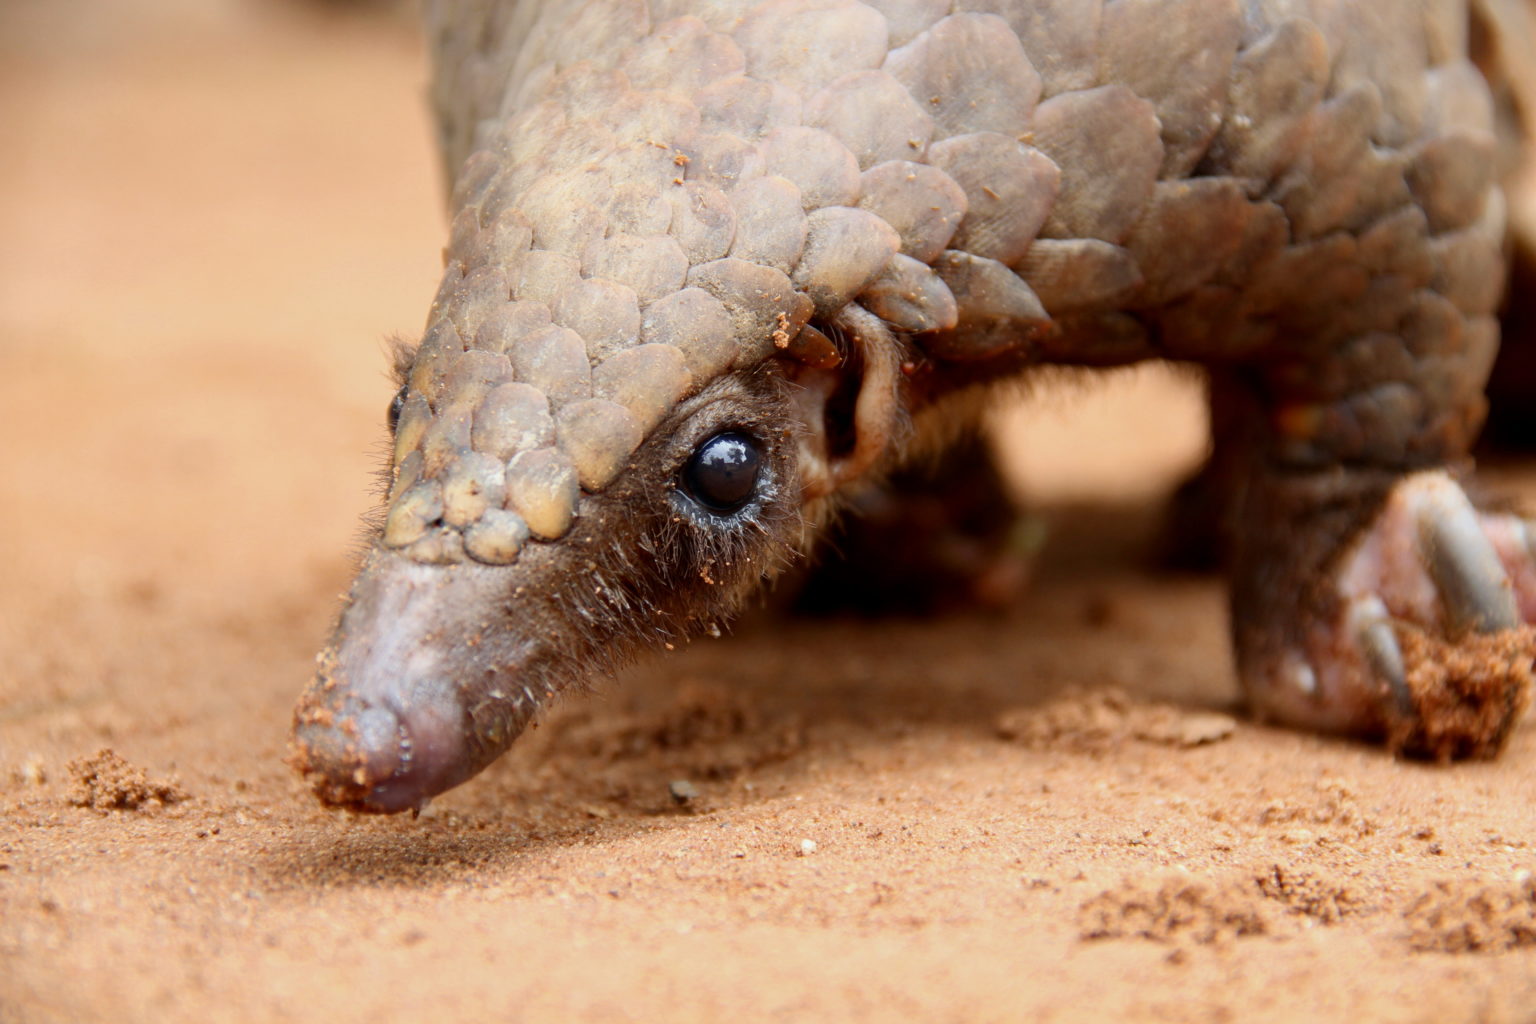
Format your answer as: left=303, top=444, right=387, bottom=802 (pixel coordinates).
left=4, top=3, right=1536, bottom=1022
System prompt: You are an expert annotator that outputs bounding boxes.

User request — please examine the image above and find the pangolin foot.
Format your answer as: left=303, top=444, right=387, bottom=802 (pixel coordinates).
left=1243, top=471, right=1536, bottom=760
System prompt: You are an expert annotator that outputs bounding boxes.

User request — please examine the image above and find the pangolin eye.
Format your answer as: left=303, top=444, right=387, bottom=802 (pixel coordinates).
left=682, top=432, right=762, bottom=514
left=387, top=386, right=408, bottom=433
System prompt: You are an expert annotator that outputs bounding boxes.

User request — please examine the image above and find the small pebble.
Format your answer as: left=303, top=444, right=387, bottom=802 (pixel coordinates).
left=19, top=755, right=46, bottom=786
left=668, top=779, right=699, bottom=805
left=799, top=838, right=817, bottom=856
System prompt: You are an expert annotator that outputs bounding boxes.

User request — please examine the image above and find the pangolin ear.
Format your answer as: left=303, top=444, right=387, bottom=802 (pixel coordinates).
left=782, top=305, right=907, bottom=500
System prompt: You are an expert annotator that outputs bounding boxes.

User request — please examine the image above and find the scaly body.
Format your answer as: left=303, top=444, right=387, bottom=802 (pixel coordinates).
left=291, top=0, right=1536, bottom=813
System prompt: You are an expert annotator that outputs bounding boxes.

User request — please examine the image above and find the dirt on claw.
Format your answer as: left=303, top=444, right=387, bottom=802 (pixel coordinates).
left=1388, top=625, right=1536, bottom=760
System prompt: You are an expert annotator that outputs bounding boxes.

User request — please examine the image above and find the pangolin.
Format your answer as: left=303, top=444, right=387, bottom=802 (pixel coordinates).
left=289, top=0, right=1536, bottom=813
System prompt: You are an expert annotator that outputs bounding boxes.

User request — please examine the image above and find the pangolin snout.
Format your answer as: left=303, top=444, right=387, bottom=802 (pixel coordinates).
left=289, top=553, right=538, bottom=813
left=291, top=677, right=479, bottom=813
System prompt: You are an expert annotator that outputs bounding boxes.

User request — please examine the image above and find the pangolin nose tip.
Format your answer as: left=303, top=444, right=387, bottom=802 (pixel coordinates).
left=291, top=703, right=418, bottom=812
left=291, top=674, right=480, bottom=814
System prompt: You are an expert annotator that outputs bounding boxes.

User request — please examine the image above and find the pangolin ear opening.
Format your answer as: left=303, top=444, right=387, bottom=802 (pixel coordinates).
left=782, top=305, right=907, bottom=500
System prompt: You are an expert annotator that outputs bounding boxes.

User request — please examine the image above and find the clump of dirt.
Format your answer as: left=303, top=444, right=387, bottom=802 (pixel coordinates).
left=1404, top=877, right=1536, bottom=953
left=1255, top=778, right=1378, bottom=839
left=996, top=687, right=1237, bottom=754
left=1079, top=872, right=1270, bottom=946
left=1389, top=625, right=1535, bottom=761
left=1254, top=864, right=1370, bottom=924
left=66, top=748, right=189, bottom=812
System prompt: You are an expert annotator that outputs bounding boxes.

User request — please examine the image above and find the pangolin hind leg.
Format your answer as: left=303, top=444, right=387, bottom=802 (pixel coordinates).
left=1141, top=1, right=1536, bottom=758
left=1217, top=345, right=1536, bottom=759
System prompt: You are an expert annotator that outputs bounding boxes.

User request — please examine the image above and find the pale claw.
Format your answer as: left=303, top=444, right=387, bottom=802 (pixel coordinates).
left=1349, top=596, right=1413, bottom=718
left=1415, top=480, right=1521, bottom=634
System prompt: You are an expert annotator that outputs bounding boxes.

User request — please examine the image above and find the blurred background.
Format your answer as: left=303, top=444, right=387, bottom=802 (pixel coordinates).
left=0, top=0, right=438, bottom=606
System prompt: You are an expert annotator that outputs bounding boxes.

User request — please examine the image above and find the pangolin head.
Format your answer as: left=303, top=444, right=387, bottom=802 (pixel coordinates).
left=288, top=0, right=1065, bottom=812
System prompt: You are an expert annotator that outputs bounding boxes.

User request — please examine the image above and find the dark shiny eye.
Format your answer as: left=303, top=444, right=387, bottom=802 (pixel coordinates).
left=682, top=432, right=762, bottom=514
left=387, top=386, right=407, bottom=433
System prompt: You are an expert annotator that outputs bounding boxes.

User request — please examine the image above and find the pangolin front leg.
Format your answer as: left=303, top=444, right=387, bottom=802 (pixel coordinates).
left=289, top=0, right=1536, bottom=812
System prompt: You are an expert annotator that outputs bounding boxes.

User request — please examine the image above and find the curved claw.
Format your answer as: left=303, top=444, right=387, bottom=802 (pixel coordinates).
left=1414, top=478, right=1521, bottom=635
left=1349, top=596, right=1414, bottom=719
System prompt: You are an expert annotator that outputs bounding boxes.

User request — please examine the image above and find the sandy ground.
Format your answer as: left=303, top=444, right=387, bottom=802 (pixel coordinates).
left=4, top=4, right=1536, bottom=1021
